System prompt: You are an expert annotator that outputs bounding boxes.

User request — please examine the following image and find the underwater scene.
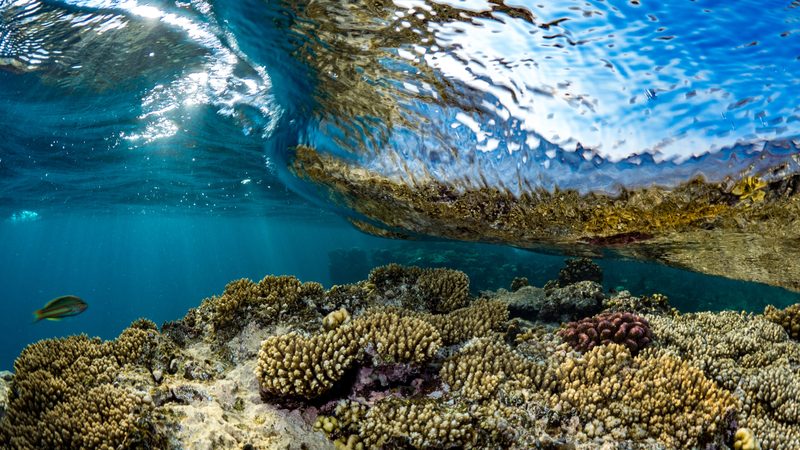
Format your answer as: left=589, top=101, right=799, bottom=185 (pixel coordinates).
left=2, top=0, right=800, bottom=448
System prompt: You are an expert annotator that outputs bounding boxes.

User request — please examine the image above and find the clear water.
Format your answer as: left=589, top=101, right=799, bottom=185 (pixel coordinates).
left=1, top=0, right=800, bottom=368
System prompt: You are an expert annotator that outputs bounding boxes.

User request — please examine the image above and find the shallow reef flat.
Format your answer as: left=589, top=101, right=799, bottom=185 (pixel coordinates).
left=2, top=260, right=800, bottom=449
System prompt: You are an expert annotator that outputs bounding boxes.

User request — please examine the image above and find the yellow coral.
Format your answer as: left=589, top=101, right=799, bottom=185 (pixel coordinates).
left=323, top=308, right=351, bottom=331
left=732, top=176, right=767, bottom=203
left=734, top=428, right=761, bottom=450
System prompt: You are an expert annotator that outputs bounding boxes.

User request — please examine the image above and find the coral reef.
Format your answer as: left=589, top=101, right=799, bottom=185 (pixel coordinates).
left=764, top=303, right=800, bottom=339
left=496, top=281, right=604, bottom=322
left=647, top=311, right=800, bottom=449
left=366, top=264, right=470, bottom=312
left=440, top=337, right=556, bottom=401
left=510, top=276, right=529, bottom=291
left=255, top=299, right=505, bottom=399
left=558, top=311, right=654, bottom=355
left=556, top=343, right=737, bottom=448
left=0, top=329, right=169, bottom=449
left=7, top=266, right=800, bottom=449
left=556, top=257, right=603, bottom=287
left=604, top=290, right=677, bottom=316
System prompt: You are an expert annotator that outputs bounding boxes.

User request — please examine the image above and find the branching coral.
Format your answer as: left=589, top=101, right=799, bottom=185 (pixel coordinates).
left=426, top=299, right=508, bottom=344
left=558, top=312, right=653, bottom=355
left=510, top=277, right=529, bottom=291
left=441, top=337, right=555, bottom=401
left=0, top=323, right=168, bottom=449
left=354, top=312, right=442, bottom=364
left=255, top=300, right=507, bottom=399
left=555, top=343, right=737, bottom=448
left=359, top=398, right=475, bottom=449
left=764, top=303, right=800, bottom=340
left=191, top=274, right=324, bottom=341
left=647, top=311, right=800, bottom=449
left=255, top=325, right=362, bottom=399
left=416, top=268, right=470, bottom=313
left=556, top=257, right=603, bottom=287
left=603, top=291, right=676, bottom=316
left=367, top=264, right=471, bottom=312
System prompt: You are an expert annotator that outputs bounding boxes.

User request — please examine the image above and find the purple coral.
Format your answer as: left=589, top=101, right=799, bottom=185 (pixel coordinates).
left=558, top=311, right=653, bottom=355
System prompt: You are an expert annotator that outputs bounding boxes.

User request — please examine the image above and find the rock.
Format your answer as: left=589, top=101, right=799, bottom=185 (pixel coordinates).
left=0, top=372, right=11, bottom=421
left=497, top=281, right=604, bottom=322
left=168, top=358, right=180, bottom=374
left=152, top=369, right=163, bottom=383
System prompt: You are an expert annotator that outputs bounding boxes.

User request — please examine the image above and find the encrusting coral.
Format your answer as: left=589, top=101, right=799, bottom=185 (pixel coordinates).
left=558, top=311, right=654, bottom=355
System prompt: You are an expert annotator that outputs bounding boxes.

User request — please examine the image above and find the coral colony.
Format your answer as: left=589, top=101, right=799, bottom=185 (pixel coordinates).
left=1, top=260, right=797, bottom=449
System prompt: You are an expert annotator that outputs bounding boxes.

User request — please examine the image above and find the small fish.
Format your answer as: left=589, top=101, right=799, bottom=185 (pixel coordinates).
left=33, top=295, right=88, bottom=322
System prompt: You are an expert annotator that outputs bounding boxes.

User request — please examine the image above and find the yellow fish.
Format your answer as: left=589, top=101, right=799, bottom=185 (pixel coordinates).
left=34, top=295, right=88, bottom=322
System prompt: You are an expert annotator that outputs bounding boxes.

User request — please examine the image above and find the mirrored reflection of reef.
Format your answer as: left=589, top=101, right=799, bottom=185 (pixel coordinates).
left=293, top=145, right=800, bottom=292
left=5, top=263, right=800, bottom=448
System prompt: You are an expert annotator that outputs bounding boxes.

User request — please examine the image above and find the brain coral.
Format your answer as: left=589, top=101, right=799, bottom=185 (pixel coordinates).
left=558, top=311, right=653, bottom=355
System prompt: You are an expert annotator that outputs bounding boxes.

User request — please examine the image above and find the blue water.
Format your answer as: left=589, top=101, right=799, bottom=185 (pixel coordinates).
left=2, top=0, right=800, bottom=368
